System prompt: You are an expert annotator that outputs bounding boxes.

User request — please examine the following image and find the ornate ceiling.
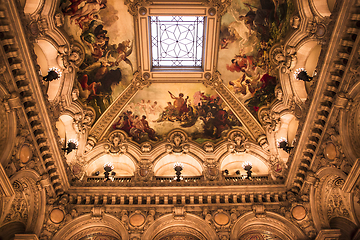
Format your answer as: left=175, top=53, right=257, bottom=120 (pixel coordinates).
left=0, top=0, right=359, bottom=239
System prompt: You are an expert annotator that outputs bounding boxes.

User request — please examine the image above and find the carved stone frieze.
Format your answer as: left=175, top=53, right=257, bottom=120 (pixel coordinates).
left=203, top=142, right=214, bottom=152
left=73, top=108, right=96, bottom=134
left=165, top=131, right=190, bottom=154
left=205, top=0, right=231, bottom=17
left=258, top=109, right=280, bottom=134
left=56, top=42, right=85, bottom=73
left=136, top=161, right=153, bottom=181
left=269, top=44, right=297, bottom=73
left=124, top=0, right=151, bottom=16
left=227, top=130, right=247, bottom=153
left=141, top=142, right=152, bottom=153
left=4, top=181, right=29, bottom=224
left=306, top=16, right=329, bottom=40
left=269, top=155, right=286, bottom=179
left=105, top=131, right=128, bottom=155
left=28, top=14, right=48, bottom=38
left=203, top=160, right=219, bottom=181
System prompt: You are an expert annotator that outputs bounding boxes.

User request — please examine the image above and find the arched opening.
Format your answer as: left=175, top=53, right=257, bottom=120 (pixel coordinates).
left=0, top=222, right=26, bottom=240
left=287, top=117, right=299, bottom=147
left=22, top=0, right=43, bottom=15
left=275, top=113, right=297, bottom=161
left=231, top=212, right=308, bottom=240
left=154, top=227, right=205, bottom=240
left=154, top=154, right=202, bottom=177
left=33, top=43, right=49, bottom=77
left=35, top=40, right=63, bottom=101
left=59, top=115, right=78, bottom=161
left=221, top=153, right=269, bottom=177
left=329, top=217, right=358, bottom=240
left=52, top=214, right=129, bottom=240
left=292, top=41, right=322, bottom=101
left=86, top=154, right=136, bottom=177
left=304, top=44, right=322, bottom=94
left=56, top=118, right=66, bottom=147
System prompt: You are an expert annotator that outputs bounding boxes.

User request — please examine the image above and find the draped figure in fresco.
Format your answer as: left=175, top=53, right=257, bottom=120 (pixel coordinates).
left=168, top=92, right=190, bottom=119
left=62, top=0, right=107, bottom=20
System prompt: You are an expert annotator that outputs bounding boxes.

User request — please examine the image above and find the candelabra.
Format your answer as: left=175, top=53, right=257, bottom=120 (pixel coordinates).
left=104, top=162, right=114, bottom=181
left=294, top=68, right=313, bottom=82
left=43, top=67, right=62, bottom=82
left=62, top=139, right=78, bottom=154
left=173, top=162, right=184, bottom=182
left=242, top=161, right=253, bottom=179
left=277, top=137, right=294, bottom=153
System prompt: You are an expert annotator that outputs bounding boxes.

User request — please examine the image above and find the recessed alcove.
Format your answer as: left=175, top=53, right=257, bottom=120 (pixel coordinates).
left=86, top=155, right=136, bottom=177
left=220, top=153, right=269, bottom=176
left=154, top=154, right=202, bottom=176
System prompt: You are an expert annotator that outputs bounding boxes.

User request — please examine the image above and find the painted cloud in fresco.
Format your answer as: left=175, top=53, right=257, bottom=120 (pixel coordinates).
left=112, top=83, right=243, bottom=143
left=218, top=0, right=294, bottom=114
left=60, top=0, right=136, bottom=120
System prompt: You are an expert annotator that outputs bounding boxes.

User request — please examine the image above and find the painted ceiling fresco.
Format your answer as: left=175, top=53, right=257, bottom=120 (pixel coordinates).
left=59, top=0, right=295, bottom=143
left=60, top=0, right=137, bottom=120
left=112, top=83, right=243, bottom=143
left=218, top=0, right=294, bottom=114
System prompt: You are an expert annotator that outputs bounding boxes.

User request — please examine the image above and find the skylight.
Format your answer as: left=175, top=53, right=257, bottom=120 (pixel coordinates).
left=150, top=16, right=205, bottom=68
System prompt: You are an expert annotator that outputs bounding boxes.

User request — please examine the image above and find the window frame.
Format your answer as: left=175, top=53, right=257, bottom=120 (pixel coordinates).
left=135, top=3, right=218, bottom=82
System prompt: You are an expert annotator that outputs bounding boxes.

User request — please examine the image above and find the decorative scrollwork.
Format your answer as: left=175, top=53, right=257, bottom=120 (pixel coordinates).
left=227, top=130, right=247, bottom=153
left=166, top=130, right=189, bottom=154
left=105, top=131, right=128, bottom=155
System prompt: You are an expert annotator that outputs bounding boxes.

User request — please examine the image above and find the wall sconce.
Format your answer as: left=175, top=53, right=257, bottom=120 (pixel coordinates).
left=277, top=137, right=294, bottom=153
left=294, top=68, right=313, bottom=82
left=43, top=67, right=62, bottom=82
left=62, top=139, right=78, bottom=154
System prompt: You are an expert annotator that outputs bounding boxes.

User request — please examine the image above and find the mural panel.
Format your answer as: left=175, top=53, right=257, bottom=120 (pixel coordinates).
left=60, top=0, right=136, bottom=119
left=112, top=83, right=243, bottom=143
left=218, top=0, right=294, bottom=115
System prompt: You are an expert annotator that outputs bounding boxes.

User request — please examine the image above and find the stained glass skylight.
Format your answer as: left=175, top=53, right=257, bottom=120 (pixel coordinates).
left=150, top=16, right=205, bottom=68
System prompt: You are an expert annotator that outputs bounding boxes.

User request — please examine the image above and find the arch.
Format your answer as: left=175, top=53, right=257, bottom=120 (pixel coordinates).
left=275, top=112, right=297, bottom=161
left=154, top=154, right=203, bottom=176
left=218, top=141, right=270, bottom=177
left=0, top=221, right=26, bottom=240
left=309, top=0, right=332, bottom=17
left=142, top=213, right=218, bottom=240
left=230, top=212, right=308, bottom=240
left=329, top=217, right=358, bottom=240
left=52, top=214, right=129, bottom=240
left=311, top=167, right=357, bottom=231
left=292, top=39, right=322, bottom=102
left=8, top=169, right=46, bottom=235
left=35, top=39, right=64, bottom=101
left=0, top=85, right=17, bottom=167
left=22, top=0, right=44, bottom=15
left=220, top=153, right=269, bottom=176
left=339, top=81, right=360, bottom=164
left=85, top=154, right=136, bottom=176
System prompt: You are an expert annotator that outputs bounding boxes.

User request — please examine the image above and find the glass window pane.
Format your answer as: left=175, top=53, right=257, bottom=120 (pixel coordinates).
left=150, top=16, right=205, bottom=68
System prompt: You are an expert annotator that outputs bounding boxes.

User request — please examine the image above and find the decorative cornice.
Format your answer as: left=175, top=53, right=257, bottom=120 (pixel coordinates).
left=286, top=0, right=360, bottom=193
left=0, top=0, right=69, bottom=194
